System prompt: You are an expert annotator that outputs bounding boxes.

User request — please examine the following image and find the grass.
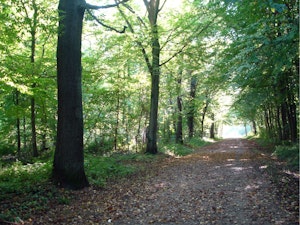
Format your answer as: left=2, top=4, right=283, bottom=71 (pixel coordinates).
left=85, top=151, right=166, bottom=186
left=0, top=159, right=65, bottom=223
left=248, top=137, right=299, bottom=170
left=160, top=137, right=212, bottom=157
left=273, top=143, right=299, bottom=170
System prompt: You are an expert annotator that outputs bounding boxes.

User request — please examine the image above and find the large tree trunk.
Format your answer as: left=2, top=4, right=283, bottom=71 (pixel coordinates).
left=146, top=63, right=160, bottom=154
left=53, top=0, right=89, bottom=189
left=145, top=0, right=160, bottom=154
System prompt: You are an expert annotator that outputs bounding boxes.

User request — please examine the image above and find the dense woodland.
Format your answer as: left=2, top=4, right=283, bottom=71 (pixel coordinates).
left=0, top=0, right=299, bottom=189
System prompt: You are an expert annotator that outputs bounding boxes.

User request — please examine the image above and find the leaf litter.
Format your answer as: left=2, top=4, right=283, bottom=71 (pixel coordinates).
left=4, top=139, right=300, bottom=224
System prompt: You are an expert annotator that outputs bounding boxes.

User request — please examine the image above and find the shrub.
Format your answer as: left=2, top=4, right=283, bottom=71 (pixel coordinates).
left=160, top=143, right=194, bottom=156
left=187, top=137, right=210, bottom=149
left=273, top=144, right=299, bottom=170
left=0, top=161, right=52, bottom=197
left=85, top=154, right=136, bottom=186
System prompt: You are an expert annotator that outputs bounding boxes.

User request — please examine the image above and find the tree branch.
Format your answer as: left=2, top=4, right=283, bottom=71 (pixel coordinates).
left=85, top=0, right=130, bottom=10
left=86, top=9, right=127, bottom=33
left=160, top=15, right=219, bottom=67
left=121, top=3, right=147, bottom=28
left=116, top=1, right=153, bottom=72
left=158, top=0, right=167, bottom=12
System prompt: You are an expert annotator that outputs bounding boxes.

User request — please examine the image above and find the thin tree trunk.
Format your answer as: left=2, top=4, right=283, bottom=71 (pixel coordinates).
left=114, top=84, right=120, bottom=151
left=187, top=74, right=196, bottom=138
left=281, top=102, right=289, bottom=141
left=200, top=100, right=209, bottom=138
left=175, top=72, right=183, bottom=144
left=30, top=0, right=38, bottom=157
left=210, top=113, right=215, bottom=139
left=31, top=95, right=38, bottom=156
left=15, top=90, right=21, bottom=157
left=252, top=120, right=257, bottom=135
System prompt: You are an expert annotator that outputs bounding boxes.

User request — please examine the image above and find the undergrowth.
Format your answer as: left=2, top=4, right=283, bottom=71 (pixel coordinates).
left=0, top=142, right=199, bottom=223
left=84, top=153, right=156, bottom=186
left=160, top=138, right=211, bottom=156
left=273, top=144, right=299, bottom=170
left=0, top=150, right=165, bottom=222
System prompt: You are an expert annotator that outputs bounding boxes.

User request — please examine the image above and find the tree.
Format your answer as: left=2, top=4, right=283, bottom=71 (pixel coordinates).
left=216, top=0, right=299, bottom=142
left=53, top=0, right=89, bottom=189
left=53, top=0, right=129, bottom=189
left=0, top=0, right=57, bottom=158
left=143, top=0, right=161, bottom=154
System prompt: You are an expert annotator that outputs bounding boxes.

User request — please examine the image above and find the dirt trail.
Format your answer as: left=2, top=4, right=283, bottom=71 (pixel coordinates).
left=32, top=139, right=298, bottom=225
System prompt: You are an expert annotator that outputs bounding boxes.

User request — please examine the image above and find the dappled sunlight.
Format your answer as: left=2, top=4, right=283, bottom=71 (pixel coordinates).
left=240, top=158, right=250, bottom=161
left=225, top=163, right=234, bottom=167
left=231, top=166, right=244, bottom=171
left=244, top=183, right=260, bottom=190
left=229, top=145, right=239, bottom=149
left=283, top=170, right=300, bottom=179
left=231, top=166, right=253, bottom=172
left=259, top=165, right=268, bottom=169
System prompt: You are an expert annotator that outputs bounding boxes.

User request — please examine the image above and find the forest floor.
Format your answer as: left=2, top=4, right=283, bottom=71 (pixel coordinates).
left=9, top=139, right=300, bottom=224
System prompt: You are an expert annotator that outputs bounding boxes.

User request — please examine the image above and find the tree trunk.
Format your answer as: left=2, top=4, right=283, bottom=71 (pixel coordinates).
left=252, top=120, right=257, bottom=135
left=175, top=73, right=183, bottom=144
left=15, top=90, right=21, bottom=157
left=53, top=0, right=89, bottom=189
left=145, top=0, right=160, bottom=154
left=288, top=100, right=297, bottom=142
left=187, top=74, right=196, bottom=138
left=114, top=83, right=120, bottom=151
left=200, top=100, right=209, bottom=138
left=30, top=0, right=38, bottom=157
left=146, top=65, right=159, bottom=154
left=209, top=113, right=215, bottom=139
left=281, top=102, right=289, bottom=141
left=31, top=95, right=38, bottom=157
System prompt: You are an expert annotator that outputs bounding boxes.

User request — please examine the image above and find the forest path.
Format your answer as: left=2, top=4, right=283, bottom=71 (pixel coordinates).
left=33, top=139, right=298, bottom=225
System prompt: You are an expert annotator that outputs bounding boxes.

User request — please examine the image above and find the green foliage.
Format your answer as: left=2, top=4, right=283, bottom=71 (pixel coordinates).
left=0, top=142, right=15, bottom=156
left=0, top=160, right=52, bottom=197
left=187, top=137, right=211, bottom=149
left=160, top=138, right=211, bottom=156
left=273, top=144, right=299, bottom=170
left=161, top=143, right=194, bottom=156
left=0, top=160, right=57, bottom=222
left=85, top=139, right=114, bottom=155
left=85, top=154, right=137, bottom=186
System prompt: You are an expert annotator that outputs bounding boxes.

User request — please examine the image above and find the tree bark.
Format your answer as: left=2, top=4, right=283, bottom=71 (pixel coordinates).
left=187, top=74, right=196, bottom=138
left=252, top=120, right=257, bottom=135
left=145, top=0, right=160, bottom=154
left=53, top=0, right=89, bottom=189
left=209, top=113, right=215, bottom=139
left=200, top=99, right=209, bottom=138
left=30, top=0, right=38, bottom=157
left=15, top=90, right=21, bottom=157
left=175, top=72, right=183, bottom=144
